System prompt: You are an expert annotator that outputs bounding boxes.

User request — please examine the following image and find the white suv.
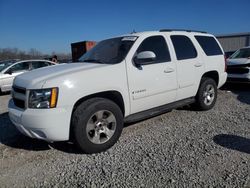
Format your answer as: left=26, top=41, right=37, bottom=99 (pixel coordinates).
left=8, top=30, right=227, bottom=153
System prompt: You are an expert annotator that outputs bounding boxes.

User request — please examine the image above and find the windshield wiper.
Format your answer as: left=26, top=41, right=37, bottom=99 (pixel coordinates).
left=81, top=59, right=105, bottom=64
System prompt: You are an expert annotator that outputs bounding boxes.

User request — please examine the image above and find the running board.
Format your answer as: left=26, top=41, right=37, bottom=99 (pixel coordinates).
left=124, top=97, right=195, bottom=123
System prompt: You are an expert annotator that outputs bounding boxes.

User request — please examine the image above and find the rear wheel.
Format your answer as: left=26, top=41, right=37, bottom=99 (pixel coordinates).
left=194, top=77, right=217, bottom=111
left=72, top=98, right=123, bottom=154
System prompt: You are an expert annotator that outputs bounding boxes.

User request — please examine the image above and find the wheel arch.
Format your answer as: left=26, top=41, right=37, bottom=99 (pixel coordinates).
left=69, top=90, right=125, bottom=140
left=72, top=90, right=125, bottom=115
left=201, top=71, right=219, bottom=86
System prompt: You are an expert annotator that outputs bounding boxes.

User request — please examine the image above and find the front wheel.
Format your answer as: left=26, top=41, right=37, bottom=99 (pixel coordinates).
left=194, top=78, right=217, bottom=111
left=72, top=98, right=123, bottom=154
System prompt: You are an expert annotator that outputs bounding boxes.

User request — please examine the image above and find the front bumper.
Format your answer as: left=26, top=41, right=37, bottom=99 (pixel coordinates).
left=8, top=99, right=72, bottom=142
left=227, top=73, right=250, bottom=83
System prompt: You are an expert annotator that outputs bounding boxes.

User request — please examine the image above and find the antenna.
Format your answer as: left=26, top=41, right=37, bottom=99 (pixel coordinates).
left=131, top=29, right=136, bottom=34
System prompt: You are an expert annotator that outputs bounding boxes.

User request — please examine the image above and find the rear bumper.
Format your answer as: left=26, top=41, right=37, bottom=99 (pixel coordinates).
left=218, top=72, right=228, bottom=88
left=8, top=99, right=72, bottom=142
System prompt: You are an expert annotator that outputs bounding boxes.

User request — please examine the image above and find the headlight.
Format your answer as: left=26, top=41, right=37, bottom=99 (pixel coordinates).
left=28, top=88, right=58, bottom=109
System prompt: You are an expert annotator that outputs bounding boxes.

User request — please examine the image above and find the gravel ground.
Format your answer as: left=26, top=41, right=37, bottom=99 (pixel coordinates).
left=0, top=84, right=249, bottom=187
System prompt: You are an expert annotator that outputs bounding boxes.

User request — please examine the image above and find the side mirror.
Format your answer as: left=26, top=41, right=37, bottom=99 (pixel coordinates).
left=5, top=69, right=13, bottom=75
left=134, top=51, right=156, bottom=66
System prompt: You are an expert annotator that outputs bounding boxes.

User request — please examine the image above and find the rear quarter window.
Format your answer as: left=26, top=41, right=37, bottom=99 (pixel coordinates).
left=195, top=36, right=223, bottom=56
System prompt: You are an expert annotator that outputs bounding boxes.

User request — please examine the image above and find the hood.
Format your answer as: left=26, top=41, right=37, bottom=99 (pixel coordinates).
left=227, top=58, right=250, bottom=67
left=14, top=62, right=107, bottom=89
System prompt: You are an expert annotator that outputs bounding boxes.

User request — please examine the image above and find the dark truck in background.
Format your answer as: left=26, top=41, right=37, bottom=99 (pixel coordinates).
left=71, top=41, right=96, bottom=62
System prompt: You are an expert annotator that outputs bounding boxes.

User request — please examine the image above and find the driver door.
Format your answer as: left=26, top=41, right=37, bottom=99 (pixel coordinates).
left=127, top=35, right=178, bottom=113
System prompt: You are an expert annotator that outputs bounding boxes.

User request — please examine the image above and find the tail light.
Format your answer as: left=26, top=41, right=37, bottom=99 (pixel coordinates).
left=224, top=55, right=227, bottom=72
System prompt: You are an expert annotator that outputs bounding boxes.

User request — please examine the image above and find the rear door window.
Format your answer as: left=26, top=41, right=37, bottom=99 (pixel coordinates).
left=171, top=35, right=197, bottom=60
left=195, top=36, right=223, bottom=56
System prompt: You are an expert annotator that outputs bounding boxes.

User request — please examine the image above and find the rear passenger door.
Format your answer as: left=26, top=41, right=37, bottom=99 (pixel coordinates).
left=170, top=35, right=203, bottom=99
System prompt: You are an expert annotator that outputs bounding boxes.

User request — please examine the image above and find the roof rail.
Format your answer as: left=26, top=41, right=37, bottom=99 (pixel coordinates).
left=159, top=29, right=207, bottom=33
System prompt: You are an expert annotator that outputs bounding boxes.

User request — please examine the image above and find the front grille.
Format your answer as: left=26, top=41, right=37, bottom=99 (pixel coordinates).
left=12, top=85, right=26, bottom=109
left=13, top=98, right=25, bottom=109
left=227, top=67, right=249, bottom=74
left=12, top=86, right=26, bottom=94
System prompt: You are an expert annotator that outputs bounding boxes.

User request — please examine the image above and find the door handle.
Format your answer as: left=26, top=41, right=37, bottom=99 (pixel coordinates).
left=194, top=63, right=202, bottom=67
left=164, top=68, right=175, bottom=73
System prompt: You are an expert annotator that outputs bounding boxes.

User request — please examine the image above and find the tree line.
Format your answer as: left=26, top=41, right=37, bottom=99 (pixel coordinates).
left=0, top=48, right=71, bottom=62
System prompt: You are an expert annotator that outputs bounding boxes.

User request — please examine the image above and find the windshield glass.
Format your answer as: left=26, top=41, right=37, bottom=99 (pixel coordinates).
left=230, top=48, right=250, bottom=59
left=79, top=36, right=137, bottom=64
left=0, top=60, right=16, bottom=72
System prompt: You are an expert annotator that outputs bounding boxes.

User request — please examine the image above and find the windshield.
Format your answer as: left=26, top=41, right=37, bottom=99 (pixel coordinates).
left=79, top=36, right=137, bottom=64
left=230, top=48, right=250, bottom=59
left=0, top=60, right=16, bottom=72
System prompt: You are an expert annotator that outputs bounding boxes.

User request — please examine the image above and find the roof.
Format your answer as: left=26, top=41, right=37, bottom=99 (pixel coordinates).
left=216, top=32, right=250, bottom=38
left=15, top=59, right=55, bottom=63
left=126, top=30, right=211, bottom=37
left=241, top=46, right=250, bottom=49
left=159, top=29, right=207, bottom=33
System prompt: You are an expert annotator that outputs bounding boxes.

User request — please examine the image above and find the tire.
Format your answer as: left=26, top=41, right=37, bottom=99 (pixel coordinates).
left=72, top=97, right=123, bottom=154
left=194, top=77, right=217, bottom=111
